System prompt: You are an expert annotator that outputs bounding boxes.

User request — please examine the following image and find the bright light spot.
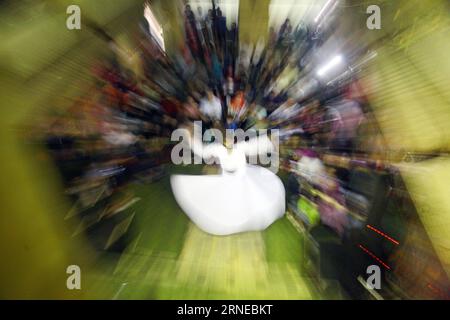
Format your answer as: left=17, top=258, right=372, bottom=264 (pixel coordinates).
left=314, top=0, right=333, bottom=23
left=144, top=3, right=165, bottom=52
left=317, top=55, right=343, bottom=77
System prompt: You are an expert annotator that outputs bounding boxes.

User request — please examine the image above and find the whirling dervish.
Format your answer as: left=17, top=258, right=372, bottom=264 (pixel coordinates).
left=170, top=124, right=285, bottom=236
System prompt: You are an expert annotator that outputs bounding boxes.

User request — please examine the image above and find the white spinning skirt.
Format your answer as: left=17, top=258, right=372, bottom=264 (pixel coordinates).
left=171, top=165, right=285, bottom=236
left=170, top=130, right=285, bottom=235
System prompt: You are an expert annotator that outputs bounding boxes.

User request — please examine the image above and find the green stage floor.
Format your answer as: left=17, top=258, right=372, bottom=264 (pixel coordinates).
left=84, top=166, right=321, bottom=299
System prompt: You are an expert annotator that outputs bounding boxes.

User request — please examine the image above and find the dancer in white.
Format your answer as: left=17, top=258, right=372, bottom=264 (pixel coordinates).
left=170, top=126, right=285, bottom=236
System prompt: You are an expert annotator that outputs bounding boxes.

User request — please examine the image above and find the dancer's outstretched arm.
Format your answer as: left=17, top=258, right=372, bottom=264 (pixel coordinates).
left=237, top=133, right=274, bottom=157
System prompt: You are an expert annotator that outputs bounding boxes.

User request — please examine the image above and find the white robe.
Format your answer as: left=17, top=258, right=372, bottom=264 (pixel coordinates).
left=170, top=134, right=285, bottom=236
